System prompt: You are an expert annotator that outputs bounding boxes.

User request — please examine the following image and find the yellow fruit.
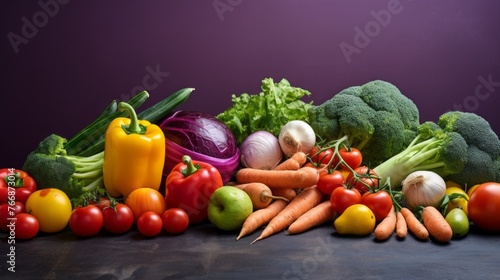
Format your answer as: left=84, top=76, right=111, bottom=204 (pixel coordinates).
left=25, top=188, right=72, bottom=233
left=466, top=184, right=480, bottom=197
left=445, top=187, right=469, bottom=216
left=334, top=204, right=375, bottom=236
left=446, top=180, right=464, bottom=190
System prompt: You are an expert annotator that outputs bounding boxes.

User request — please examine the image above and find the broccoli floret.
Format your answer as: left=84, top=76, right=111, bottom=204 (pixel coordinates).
left=22, top=134, right=104, bottom=200
left=373, top=111, right=500, bottom=188
left=308, top=80, right=419, bottom=165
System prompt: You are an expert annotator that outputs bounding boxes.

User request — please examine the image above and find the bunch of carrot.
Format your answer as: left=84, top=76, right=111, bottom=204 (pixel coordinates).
left=234, top=152, right=336, bottom=243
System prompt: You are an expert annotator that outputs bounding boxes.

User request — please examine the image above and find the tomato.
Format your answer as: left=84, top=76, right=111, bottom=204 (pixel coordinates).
left=361, top=190, right=393, bottom=222
left=137, top=211, right=163, bottom=237
left=102, top=204, right=134, bottom=234
left=162, top=208, right=189, bottom=234
left=330, top=187, right=361, bottom=214
left=25, top=188, right=72, bottom=233
left=468, top=182, right=500, bottom=232
left=338, top=147, right=363, bottom=170
left=14, top=213, right=39, bottom=240
left=69, top=205, right=104, bottom=237
left=317, top=170, right=345, bottom=195
left=0, top=168, right=37, bottom=205
left=90, top=197, right=111, bottom=210
left=309, top=146, right=334, bottom=166
left=346, top=166, right=379, bottom=194
left=125, top=188, right=167, bottom=222
left=0, top=201, right=25, bottom=231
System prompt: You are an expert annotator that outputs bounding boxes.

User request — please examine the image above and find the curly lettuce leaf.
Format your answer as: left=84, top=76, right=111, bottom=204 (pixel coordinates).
left=217, top=78, right=313, bottom=144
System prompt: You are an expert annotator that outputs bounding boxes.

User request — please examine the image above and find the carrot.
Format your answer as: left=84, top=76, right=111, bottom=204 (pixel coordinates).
left=236, top=166, right=319, bottom=189
left=273, top=152, right=307, bottom=171
left=287, top=200, right=335, bottom=235
left=374, top=205, right=397, bottom=241
left=395, top=211, right=408, bottom=239
left=422, top=206, right=453, bottom=243
left=251, top=186, right=324, bottom=244
left=234, top=183, right=289, bottom=209
left=272, top=188, right=298, bottom=201
left=400, top=207, right=429, bottom=240
left=237, top=199, right=288, bottom=240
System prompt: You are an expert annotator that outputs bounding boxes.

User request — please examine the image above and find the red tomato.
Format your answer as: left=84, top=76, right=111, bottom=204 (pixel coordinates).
left=125, top=188, right=167, bottom=222
left=137, top=211, right=163, bottom=237
left=102, top=204, right=134, bottom=234
left=14, top=213, right=39, bottom=239
left=310, top=146, right=334, bottom=166
left=90, top=197, right=111, bottom=210
left=346, top=166, right=379, bottom=194
left=317, top=170, right=346, bottom=195
left=361, top=190, right=393, bottom=222
left=0, top=168, right=37, bottom=205
left=0, top=201, right=25, bottom=231
left=162, top=208, right=189, bottom=234
left=329, top=187, right=361, bottom=214
left=338, top=147, right=363, bottom=170
left=69, top=205, right=104, bottom=237
left=468, top=182, right=500, bottom=232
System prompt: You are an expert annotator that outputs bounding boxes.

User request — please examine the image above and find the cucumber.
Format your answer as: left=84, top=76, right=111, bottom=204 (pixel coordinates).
left=76, top=87, right=194, bottom=157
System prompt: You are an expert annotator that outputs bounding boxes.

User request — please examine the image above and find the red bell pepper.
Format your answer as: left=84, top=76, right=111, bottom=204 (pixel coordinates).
left=165, top=155, right=223, bottom=224
left=0, top=168, right=37, bottom=205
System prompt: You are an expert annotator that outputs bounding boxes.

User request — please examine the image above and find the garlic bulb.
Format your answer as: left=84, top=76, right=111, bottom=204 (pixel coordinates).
left=278, top=120, right=316, bottom=157
left=402, top=171, right=446, bottom=210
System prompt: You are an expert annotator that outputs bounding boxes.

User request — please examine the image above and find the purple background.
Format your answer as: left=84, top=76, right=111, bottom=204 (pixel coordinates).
left=2, top=0, right=500, bottom=170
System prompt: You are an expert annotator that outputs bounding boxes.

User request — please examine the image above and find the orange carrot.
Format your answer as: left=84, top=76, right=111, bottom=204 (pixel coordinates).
left=234, top=183, right=289, bottom=209
left=287, top=200, right=335, bottom=235
left=400, top=207, right=429, bottom=240
left=273, top=152, right=307, bottom=171
left=251, top=186, right=324, bottom=244
left=272, top=188, right=298, bottom=201
left=422, top=206, right=453, bottom=243
left=237, top=200, right=288, bottom=240
left=374, top=205, right=397, bottom=241
left=395, top=211, right=408, bottom=239
left=236, top=166, right=319, bottom=189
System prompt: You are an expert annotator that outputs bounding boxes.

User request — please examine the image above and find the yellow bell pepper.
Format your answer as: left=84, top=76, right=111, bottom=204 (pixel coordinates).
left=103, top=102, right=165, bottom=198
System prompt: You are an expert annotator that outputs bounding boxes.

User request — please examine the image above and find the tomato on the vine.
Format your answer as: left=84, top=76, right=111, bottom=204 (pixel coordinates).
left=346, top=166, right=379, bottom=194
left=137, top=211, right=163, bottom=237
left=162, top=208, right=189, bottom=234
left=338, top=147, right=363, bottom=170
left=14, top=213, right=39, bottom=240
left=69, top=205, right=104, bottom=237
left=0, top=201, right=25, bottom=231
left=309, top=146, right=334, bottom=166
left=468, top=182, right=500, bottom=232
left=317, top=170, right=345, bottom=196
left=330, top=187, right=361, bottom=214
left=361, top=190, right=393, bottom=222
left=102, top=203, right=134, bottom=234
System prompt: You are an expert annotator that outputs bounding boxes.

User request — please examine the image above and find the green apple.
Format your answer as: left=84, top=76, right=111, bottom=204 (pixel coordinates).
left=208, top=186, right=253, bottom=231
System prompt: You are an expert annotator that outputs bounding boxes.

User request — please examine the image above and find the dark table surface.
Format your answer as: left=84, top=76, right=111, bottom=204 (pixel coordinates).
left=1, top=221, right=500, bottom=280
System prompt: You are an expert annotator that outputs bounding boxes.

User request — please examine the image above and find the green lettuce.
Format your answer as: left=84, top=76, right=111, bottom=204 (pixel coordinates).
left=217, top=78, right=313, bottom=144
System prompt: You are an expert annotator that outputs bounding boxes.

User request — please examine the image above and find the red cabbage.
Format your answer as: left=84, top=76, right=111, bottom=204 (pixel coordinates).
left=160, top=110, right=240, bottom=183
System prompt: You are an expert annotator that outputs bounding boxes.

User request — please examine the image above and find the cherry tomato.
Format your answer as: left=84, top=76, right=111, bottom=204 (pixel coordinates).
left=346, top=166, right=379, bottom=194
left=361, top=190, right=393, bottom=222
left=137, top=211, right=163, bottom=237
left=14, top=213, right=39, bottom=240
left=338, top=147, right=363, bottom=170
left=330, top=187, right=361, bottom=214
left=102, top=204, right=134, bottom=234
left=125, top=188, right=167, bottom=222
left=309, top=146, right=334, bottom=166
left=69, top=205, right=104, bottom=237
left=468, top=182, right=500, bottom=232
left=162, top=208, right=189, bottom=234
left=317, top=170, right=345, bottom=195
left=0, top=201, right=25, bottom=231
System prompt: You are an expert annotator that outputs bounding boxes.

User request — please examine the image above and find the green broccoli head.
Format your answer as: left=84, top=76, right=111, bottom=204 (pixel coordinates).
left=308, top=80, right=420, bottom=166
left=22, top=134, right=104, bottom=199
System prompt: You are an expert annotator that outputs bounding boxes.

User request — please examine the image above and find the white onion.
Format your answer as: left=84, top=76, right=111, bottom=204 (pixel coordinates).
left=278, top=120, right=316, bottom=157
left=240, top=131, right=283, bottom=169
left=402, top=171, right=446, bottom=210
